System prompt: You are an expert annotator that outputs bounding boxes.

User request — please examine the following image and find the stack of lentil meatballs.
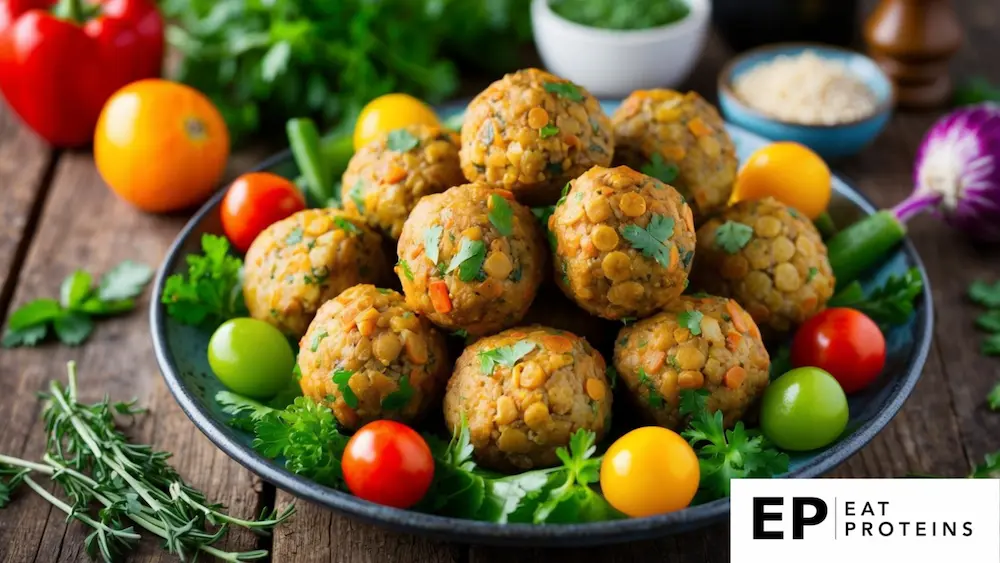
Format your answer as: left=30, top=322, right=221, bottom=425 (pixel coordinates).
left=241, top=68, right=837, bottom=473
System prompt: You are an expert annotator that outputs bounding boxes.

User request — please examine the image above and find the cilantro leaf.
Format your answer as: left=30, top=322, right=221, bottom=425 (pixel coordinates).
left=543, top=81, right=584, bottom=102
left=333, top=216, right=360, bottom=234
left=452, top=328, right=470, bottom=339
left=1, top=324, right=47, bottom=348
left=60, top=270, right=93, bottom=308
left=8, top=298, right=62, bottom=331
left=424, top=225, right=443, bottom=265
left=53, top=313, right=94, bottom=346
left=977, top=311, right=1000, bottom=333
left=988, top=383, right=1000, bottom=411
left=971, top=279, right=1000, bottom=308
left=397, top=259, right=415, bottom=281
left=641, top=153, right=679, bottom=184
left=97, top=260, right=153, bottom=302
left=162, top=234, right=246, bottom=328
left=714, top=221, right=753, bottom=254
left=310, top=329, right=328, bottom=352
left=606, top=366, right=617, bottom=390
left=970, top=451, right=1000, bottom=478
left=478, top=341, right=537, bottom=375
left=622, top=214, right=675, bottom=268
left=447, top=238, right=486, bottom=282
left=381, top=376, right=414, bottom=411
left=539, top=124, right=559, bottom=139
left=250, top=396, right=349, bottom=488
left=556, top=183, right=571, bottom=207
left=829, top=267, right=924, bottom=326
left=806, top=267, right=819, bottom=282
left=488, top=194, right=514, bottom=237
left=983, top=333, right=1000, bottom=356
left=331, top=369, right=359, bottom=409
left=387, top=128, right=420, bottom=152
left=677, top=310, right=704, bottom=335
left=637, top=368, right=664, bottom=408
left=531, top=429, right=622, bottom=523
left=349, top=179, right=366, bottom=214
left=285, top=226, right=304, bottom=245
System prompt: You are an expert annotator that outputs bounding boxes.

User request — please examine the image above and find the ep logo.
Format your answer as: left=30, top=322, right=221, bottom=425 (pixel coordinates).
left=753, top=497, right=828, bottom=540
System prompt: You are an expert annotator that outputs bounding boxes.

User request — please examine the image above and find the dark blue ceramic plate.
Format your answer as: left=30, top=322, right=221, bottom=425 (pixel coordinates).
left=150, top=103, right=933, bottom=547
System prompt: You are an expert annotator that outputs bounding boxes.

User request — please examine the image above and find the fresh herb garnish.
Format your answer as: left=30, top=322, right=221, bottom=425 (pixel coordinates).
left=3, top=261, right=152, bottom=348
left=622, top=214, right=675, bottom=268
left=398, top=259, right=415, bottom=281
left=334, top=216, right=360, bottom=234
left=829, top=267, right=924, bottom=326
left=637, top=368, right=663, bottom=408
left=285, top=226, right=304, bottom=245
left=539, top=124, right=559, bottom=139
left=382, top=376, right=414, bottom=410
left=970, top=279, right=1000, bottom=308
left=679, top=389, right=789, bottom=501
left=549, top=0, right=690, bottom=31
left=452, top=328, right=470, bottom=339
left=806, top=267, right=819, bottom=282
left=310, top=329, right=328, bottom=352
left=424, top=225, right=443, bottom=265
left=677, top=310, right=703, bottom=335
left=714, top=221, right=753, bottom=254
left=331, top=369, right=359, bottom=408
left=387, top=128, right=420, bottom=152
left=447, top=238, right=487, bottom=282
left=488, top=194, right=514, bottom=236
left=556, top=183, right=571, bottom=207
left=161, top=234, right=246, bottom=329
left=478, top=341, right=536, bottom=375
left=349, top=179, right=366, bottom=214
left=641, top=153, right=679, bottom=184
left=543, top=81, right=584, bottom=102
left=606, top=366, right=617, bottom=390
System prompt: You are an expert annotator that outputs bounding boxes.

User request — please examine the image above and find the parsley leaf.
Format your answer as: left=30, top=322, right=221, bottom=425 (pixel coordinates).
left=7, top=299, right=62, bottom=331
left=988, top=383, right=1000, bottom=411
left=606, top=366, right=617, bottom=389
left=478, top=341, right=537, bottom=375
left=641, top=153, right=679, bottom=184
left=333, top=216, right=360, bottom=234
left=162, top=234, right=245, bottom=328
left=331, top=369, right=359, bottom=409
left=53, top=313, right=94, bottom=346
left=677, top=310, right=704, bottom=335
left=970, top=451, right=1000, bottom=478
left=828, top=268, right=924, bottom=326
left=806, top=267, right=819, bottom=283
left=556, top=183, right=571, bottom=207
left=60, top=270, right=92, bottom=308
left=397, top=259, right=415, bottom=281
left=1, top=324, right=47, bottom=348
left=424, top=225, right=443, bottom=265
left=539, top=124, right=559, bottom=139
left=387, top=128, right=420, bottom=152
left=310, top=329, right=328, bottom=352
left=977, top=311, right=1000, bottom=333
left=349, top=179, right=366, bottom=214
left=97, top=260, right=153, bottom=302
left=381, top=376, right=414, bottom=410
left=970, top=279, right=1000, bottom=308
left=452, top=328, right=470, bottom=339
left=637, top=368, right=663, bottom=408
left=531, top=430, right=622, bottom=524
left=622, top=214, right=675, bottom=268
left=543, top=81, right=584, bottom=102
left=488, top=194, right=514, bottom=237
left=714, top=221, right=753, bottom=254
left=447, top=238, right=486, bottom=282
left=285, top=226, right=304, bottom=245
left=679, top=389, right=789, bottom=500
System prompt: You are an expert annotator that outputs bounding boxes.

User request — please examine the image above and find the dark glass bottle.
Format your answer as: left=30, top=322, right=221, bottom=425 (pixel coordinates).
left=712, top=0, right=860, bottom=52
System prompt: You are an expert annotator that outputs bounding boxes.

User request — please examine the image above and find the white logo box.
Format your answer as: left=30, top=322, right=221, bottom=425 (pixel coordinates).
left=731, top=478, right=1000, bottom=562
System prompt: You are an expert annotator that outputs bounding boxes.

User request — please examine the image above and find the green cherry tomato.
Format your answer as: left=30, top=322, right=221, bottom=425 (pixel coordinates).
left=760, top=367, right=849, bottom=452
left=208, top=318, right=295, bottom=399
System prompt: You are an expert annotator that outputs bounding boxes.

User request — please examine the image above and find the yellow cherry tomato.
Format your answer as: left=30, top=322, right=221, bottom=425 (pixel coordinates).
left=600, top=427, right=700, bottom=517
left=353, top=93, right=441, bottom=149
left=731, top=141, right=832, bottom=220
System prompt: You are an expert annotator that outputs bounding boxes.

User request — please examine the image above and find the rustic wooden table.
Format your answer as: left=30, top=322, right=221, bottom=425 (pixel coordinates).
left=2, top=4, right=999, bottom=561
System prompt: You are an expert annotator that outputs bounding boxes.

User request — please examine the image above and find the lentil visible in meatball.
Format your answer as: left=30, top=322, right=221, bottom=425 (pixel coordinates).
left=614, top=296, right=770, bottom=429
left=298, top=285, right=450, bottom=430
left=612, top=90, right=737, bottom=225
left=460, top=68, right=614, bottom=205
left=343, top=124, right=466, bottom=239
left=243, top=209, right=388, bottom=338
left=690, top=197, right=836, bottom=339
left=550, top=165, right=697, bottom=320
left=444, top=326, right=612, bottom=472
left=396, top=183, right=546, bottom=336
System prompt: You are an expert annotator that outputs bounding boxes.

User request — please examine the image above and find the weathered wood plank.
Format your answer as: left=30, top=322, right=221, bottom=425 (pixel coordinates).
left=0, top=152, right=263, bottom=561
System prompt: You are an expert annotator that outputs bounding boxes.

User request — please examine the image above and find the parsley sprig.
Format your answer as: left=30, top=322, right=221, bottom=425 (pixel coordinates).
left=622, top=214, right=675, bottom=268
left=3, top=261, right=152, bottom=348
left=714, top=221, right=753, bottom=254
left=424, top=225, right=443, bottom=265
left=543, top=81, right=584, bottom=102
left=387, top=128, right=420, bottom=152
left=447, top=238, right=487, bottom=282
left=488, top=194, right=514, bottom=236
left=478, top=341, right=536, bottom=375
left=679, top=389, right=789, bottom=501
left=641, top=153, right=679, bottom=184
left=161, top=234, right=246, bottom=329
left=828, top=267, right=924, bottom=326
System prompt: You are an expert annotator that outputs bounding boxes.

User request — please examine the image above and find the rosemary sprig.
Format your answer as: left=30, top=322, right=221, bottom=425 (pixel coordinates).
left=0, top=362, right=294, bottom=562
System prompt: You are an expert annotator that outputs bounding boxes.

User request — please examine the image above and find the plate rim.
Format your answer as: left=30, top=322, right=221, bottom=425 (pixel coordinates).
left=149, top=123, right=934, bottom=547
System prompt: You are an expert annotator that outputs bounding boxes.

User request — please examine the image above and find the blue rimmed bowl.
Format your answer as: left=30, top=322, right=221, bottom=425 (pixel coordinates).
left=150, top=102, right=931, bottom=546
left=718, top=43, right=895, bottom=159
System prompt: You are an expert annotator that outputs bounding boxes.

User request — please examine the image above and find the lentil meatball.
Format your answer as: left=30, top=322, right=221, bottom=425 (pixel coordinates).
left=243, top=209, right=388, bottom=338
left=444, top=326, right=612, bottom=472
left=690, top=197, right=836, bottom=339
left=298, top=285, right=449, bottom=430
left=612, top=90, right=737, bottom=225
left=460, top=68, right=614, bottom=205
left=342, top=124, right=465, bottom=239
left=614, top=296, right=770, bottom=430
left=396, top=183, right=546, bottom=336
left=550, top=165, right=697, bottom=321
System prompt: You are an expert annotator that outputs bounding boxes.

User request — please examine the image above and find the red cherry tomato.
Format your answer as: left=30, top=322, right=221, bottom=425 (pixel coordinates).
left=221, top=172, right=306, bottom=252
left=791, top=308, right=886, bottom=394
left=342, top=420, right=434, bottom=509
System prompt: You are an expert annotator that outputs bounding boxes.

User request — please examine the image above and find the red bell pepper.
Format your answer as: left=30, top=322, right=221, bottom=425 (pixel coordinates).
left=0, top=0, right=163, bottom=147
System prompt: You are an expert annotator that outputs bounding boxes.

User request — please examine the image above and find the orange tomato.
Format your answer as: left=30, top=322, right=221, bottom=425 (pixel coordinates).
left=95, top=79, right=230, bottom=213
left=731, top=141, right=831, bottom=220
left=600, top=427, right=700, bottom=517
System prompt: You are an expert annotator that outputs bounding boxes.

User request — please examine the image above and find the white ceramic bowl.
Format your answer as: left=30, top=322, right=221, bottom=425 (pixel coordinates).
left=531, top=0, right=711, bottom=98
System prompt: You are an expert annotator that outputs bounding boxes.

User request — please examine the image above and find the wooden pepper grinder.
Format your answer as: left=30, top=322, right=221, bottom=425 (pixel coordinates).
left=864, top=0, right=963, bottom=109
